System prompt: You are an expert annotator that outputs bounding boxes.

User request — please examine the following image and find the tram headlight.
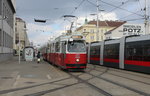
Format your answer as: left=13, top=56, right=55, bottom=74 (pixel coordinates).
left=76, top=59, right=80, bottom=62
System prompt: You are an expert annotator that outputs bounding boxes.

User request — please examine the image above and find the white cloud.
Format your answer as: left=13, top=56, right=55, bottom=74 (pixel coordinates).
left=27, top=23, right=52, bottom=34
left=26, top=23, right=53, bottom=46
left=30, top=33, right=50, bottom=46
left=85, top=12, right=118, bottom=21
left=26, top=23, right=67, bottom=46
left=100, top=12, right=118, bottom=21
left=26, top=12, right=118, bottom=46
left=71, top=12, right=118, bottom=29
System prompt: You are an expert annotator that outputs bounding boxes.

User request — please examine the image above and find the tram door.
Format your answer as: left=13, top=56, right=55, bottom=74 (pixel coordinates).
left=62, top=42, right=66, bottom=66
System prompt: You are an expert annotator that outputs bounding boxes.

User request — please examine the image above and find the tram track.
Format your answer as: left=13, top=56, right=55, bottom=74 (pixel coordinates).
left=92, top=64, right=150, bottom=79
left=103, top=70, right=150, bottom=85
left=67, top=72, right=113, bottom=96
left=39, top=64, right=149, bottom=96
left=84, top=69, right=150, bottom=96
left=0, top=77, right=71, bottom=95
left=109, top=69, right=150, bottom=79
left=87, top=64, right=150, bottom=85
left=0, top=64, right=108, bottom=96
left=0, top=64, right=149, bottom=96
left=18, top=66, right=113, bottom=96
left=66, top=65, right=150, bottom=96
left=67, top=64, right=149, bottom=96
left=24, top=82, right=80, bottom=96
left=25, top=71, right=112, bottom=96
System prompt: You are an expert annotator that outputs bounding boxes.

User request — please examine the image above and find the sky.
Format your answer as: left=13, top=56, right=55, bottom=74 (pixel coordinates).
left=16, top=0, right=150, bottom=47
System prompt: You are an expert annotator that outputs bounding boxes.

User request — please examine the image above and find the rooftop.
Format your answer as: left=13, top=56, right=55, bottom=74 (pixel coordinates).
left=76, top=20, right=126, bottom=31
left=88, top=20, right=126, bottom=27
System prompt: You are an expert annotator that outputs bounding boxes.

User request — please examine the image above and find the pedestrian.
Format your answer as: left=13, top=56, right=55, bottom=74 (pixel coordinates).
left=37, top=51, right=41, bottom=63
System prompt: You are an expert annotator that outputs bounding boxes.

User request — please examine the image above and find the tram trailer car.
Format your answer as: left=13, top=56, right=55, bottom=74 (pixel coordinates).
left=45, top=34, right=87, bottom=71
left=88, top=35, right=150, bottom=74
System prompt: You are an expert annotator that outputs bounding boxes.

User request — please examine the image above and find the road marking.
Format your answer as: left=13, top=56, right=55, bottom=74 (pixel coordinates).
left=13, top=75, right=20, bottom=87
left=47, top=75, right=52, bottom=79
left=16, top=75, right=20, bottom=80
left=6, top=75, right=21, bottom=96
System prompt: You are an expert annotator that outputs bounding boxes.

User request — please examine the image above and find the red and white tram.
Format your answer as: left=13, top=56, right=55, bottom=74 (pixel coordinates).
left=44, top=34, right=87, bottom=70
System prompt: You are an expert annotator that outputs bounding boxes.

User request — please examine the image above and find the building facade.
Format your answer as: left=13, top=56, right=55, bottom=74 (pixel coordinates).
left=0, top=0, right=16, bottom=62
left=15, top=17, right=30, bottom=55
left=76, top=20, right=126, bottom=43
left=105, top=23, right=145, bottom=39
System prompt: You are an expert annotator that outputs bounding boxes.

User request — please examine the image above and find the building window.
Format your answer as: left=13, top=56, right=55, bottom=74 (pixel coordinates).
left=90, top=29, right=94, bottom=33
left=90, top=36, right=94, bottom=40
left=83, top=29, right=86, bottom=32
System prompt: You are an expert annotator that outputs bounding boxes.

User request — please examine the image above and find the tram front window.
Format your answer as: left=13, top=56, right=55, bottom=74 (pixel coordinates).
left=68, top=41, right=86, bottom=52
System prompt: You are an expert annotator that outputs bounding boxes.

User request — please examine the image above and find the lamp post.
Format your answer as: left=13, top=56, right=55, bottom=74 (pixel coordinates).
left=90, top=0, right=104, bottom=41
left=90, top=0, right=101, bottom=41
left=18, top=28, right=27, bottom=64
left=144, top=0, right=149, bottom=34
left=19, top=28, right=21, bottom=64
left=1, top=0, right=4, bottom=53
left=96, top=0, right=99, bottom=41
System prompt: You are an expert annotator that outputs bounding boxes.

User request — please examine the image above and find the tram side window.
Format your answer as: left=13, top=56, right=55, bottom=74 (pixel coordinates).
left=51, top=43, right=55, bottom=53
left=62, top=42, right=66, bottom=53
left=50, top=45, right=52, bottom=53
left=55, top=42, right=60, bottom=52
left=125, top=41, right=150, bottom=61
left=49, top=45, right=51, bottom=53
left=90, top=46, right=100, bottom=56
left=104, top=44, right=119, bottom=59
left=125, top=45, right=142, bottom=61
left=46, top=48, right=49, bottom=53
left=143, top=44, right=150, bottom=61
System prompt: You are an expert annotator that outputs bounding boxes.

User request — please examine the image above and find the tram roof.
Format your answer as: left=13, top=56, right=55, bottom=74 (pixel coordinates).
left=55, top=34, right=85, bottom=42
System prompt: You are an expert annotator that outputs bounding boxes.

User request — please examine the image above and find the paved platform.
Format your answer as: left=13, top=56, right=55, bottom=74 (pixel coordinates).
left=0, top=57, right=150, bottom=96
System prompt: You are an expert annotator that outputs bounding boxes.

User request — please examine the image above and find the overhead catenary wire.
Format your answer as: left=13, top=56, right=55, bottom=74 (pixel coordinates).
left=53, top=0, right=86, bottom=34
left=102, top=0, right=130, bottom=16
left=70, top=0, right=86, bottom=14
left=138, top=0, right=143, bottom=11
left=61, top=0, right=87, bottom=33
left=100, top=0, right=144, bottom=17
left=86, top=0, right=143, bottom=21
left=123, top=18, right=145, bottom=21
left=70, top=0, right=79, bottom=3
left=118, top=10, right=143, bottom=20
left=86, top=0, right=97, bottom=7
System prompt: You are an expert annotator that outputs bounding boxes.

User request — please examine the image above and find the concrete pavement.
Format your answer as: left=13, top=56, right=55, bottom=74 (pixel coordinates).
left=0, top=57, right=150, bottom=96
